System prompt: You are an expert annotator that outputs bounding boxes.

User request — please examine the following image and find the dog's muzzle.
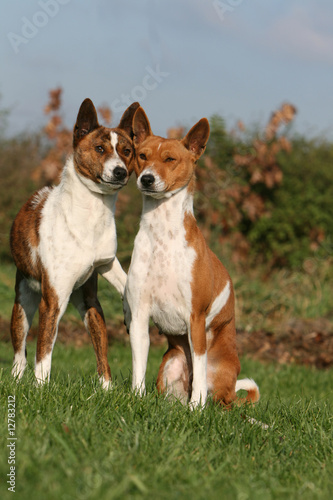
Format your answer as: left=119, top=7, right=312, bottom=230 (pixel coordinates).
left=113, top=166, right=127, bottom=182
left=140, top=173, right=155, bottom=189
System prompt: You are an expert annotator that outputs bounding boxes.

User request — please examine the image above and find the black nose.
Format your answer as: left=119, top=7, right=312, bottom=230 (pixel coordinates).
left=113, top=166, right=127, bottom=182
left=141, top=174, right=155, bottom=188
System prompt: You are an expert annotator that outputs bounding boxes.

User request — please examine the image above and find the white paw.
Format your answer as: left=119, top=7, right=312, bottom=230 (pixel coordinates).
left=99, top=375, right=112, bottom=391
left=189, top=395, right=206, bottom=411
left=12, top=359, right=27, bottom=380
left=132, top=383, right=146, bottom=397
left=35, top=376, right=48, bottom=386
left=35, top=360, right=51, bottom=385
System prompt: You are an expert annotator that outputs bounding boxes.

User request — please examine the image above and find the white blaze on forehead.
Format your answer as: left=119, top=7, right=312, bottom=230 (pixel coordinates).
left=110, top=131, right=119, bottom=157
left=99, top=131, right=127, bottom=185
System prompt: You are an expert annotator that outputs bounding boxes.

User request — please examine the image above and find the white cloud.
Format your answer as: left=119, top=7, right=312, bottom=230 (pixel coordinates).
left=268, top=5, right=333, bottom=64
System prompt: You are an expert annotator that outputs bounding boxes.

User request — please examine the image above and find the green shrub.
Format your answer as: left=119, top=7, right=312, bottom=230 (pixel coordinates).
left=248, top=137, right=333, bottom=267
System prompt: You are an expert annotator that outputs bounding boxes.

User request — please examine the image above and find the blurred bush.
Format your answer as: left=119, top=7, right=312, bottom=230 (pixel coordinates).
left=248, top=137, right=333, bottom=267
left=196, top=105, right=333, bottom=269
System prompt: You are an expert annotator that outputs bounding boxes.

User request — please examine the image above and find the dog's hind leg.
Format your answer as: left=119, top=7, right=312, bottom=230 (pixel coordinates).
left=157, top=336, right=191, bottom=404
left=70, top=272, right=112, bottom=389
left=207, top=319, right=241, bottom=406
left=11, top=271, right=40, bottom=379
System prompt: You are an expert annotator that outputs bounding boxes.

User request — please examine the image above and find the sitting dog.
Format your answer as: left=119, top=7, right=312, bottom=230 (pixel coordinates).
left=124, top=107, right=259, bottom=408
left=10, top=98, right=139, bottom=387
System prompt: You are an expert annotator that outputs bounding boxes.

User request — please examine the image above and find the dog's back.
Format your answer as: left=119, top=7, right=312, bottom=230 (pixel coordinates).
left=11, top=186, right=52, bottom=286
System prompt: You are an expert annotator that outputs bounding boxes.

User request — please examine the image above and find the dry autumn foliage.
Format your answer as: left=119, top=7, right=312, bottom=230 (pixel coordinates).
left=32, top=87, right=71, bottom=185
left=196, top=102, right=297, bottom=263
left=167, top=126, right=185, bottom=139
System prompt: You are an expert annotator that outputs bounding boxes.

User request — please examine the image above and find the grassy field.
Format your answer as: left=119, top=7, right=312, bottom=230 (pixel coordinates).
left=1, top=261, right=332, bottom=499
left=1, top=341, right=333, bottom=500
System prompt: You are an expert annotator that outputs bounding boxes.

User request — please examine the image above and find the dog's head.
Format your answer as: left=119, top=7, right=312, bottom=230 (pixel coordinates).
left=73, top=99, right=139, bottom=194
left=132, top=107, right=210, bottom=199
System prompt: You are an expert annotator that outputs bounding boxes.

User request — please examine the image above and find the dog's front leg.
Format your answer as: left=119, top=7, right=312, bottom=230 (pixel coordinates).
left=35, top=289, right=69, bottom=384
left=123, top=255, right=151, bottom=395
left=188, top=315, right=208, bottom=409
left=128, top=310, right=150, bottom=396
left=98, top=258, right=127, bottom=297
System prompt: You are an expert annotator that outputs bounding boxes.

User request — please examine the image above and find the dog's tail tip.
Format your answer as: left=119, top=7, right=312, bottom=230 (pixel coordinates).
left=236, top=377, right=260, bottom=403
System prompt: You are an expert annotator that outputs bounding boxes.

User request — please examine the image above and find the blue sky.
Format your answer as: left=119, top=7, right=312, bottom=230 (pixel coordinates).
left=1, top=0, right=332, bottom=138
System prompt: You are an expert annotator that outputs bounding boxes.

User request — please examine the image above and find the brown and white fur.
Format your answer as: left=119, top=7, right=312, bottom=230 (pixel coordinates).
left=123, top=108, right=259, bottom=408
left=10, top=98, right=139, bottom=387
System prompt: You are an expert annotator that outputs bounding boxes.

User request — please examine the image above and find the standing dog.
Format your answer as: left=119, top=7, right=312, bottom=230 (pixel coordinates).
left=10, top=98, right=139, bottom=387
left=124, top=107, right=259, bottom=408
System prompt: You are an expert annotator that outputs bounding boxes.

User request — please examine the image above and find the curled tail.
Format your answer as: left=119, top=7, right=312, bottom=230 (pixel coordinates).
left=235, top=378, right=260, bottom=404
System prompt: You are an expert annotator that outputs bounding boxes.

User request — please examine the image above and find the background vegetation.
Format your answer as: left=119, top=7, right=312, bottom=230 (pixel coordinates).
left=1, top=89, right=333, bottom=270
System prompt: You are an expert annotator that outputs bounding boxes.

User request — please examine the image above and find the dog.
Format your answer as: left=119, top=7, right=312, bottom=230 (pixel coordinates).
left=123, top=107, right=259, bottom=408
left=10, top=98, right=139, bottom=387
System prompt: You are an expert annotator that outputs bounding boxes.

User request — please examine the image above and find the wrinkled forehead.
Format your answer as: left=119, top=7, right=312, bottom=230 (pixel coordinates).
left=137, top=136, right=185, bottom=156
left=89, top=127, right=131, bottom=147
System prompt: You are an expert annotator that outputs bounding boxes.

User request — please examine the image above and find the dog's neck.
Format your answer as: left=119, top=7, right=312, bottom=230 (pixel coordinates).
left=50, top=156, right=118, bottom=248
left=140, top=185, right=194, bottom=232
left=59, top=156, right=118, bottom=214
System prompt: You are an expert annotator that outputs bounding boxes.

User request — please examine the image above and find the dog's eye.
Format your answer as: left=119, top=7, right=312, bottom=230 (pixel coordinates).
left=95, top=146, right=104, bottom=154
left=123, top=148, right=131, bottom=157
left=139, top=153, right=147, bottom=161
left=165, top=157, right=175, bottom=162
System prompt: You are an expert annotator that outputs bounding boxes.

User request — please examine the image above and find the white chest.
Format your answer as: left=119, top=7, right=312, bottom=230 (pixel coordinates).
left=37, top=160, right=118, bottom=289
left=127, top=191, right=196, bottom=334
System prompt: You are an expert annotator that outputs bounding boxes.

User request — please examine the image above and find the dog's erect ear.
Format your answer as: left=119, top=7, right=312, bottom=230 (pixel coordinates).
left=181, top=118, right=210, bottom=159
left=117, top=102, right=140, bottom=138
left=73, top=98, right=100, bottom=147
left=132, top=107, right=152, bottom=145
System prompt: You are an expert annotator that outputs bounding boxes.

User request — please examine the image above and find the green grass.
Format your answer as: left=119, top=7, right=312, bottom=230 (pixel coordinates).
left=233, top=260, right=333, bottom=333
left=0, top=341, right=332, bottom=500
